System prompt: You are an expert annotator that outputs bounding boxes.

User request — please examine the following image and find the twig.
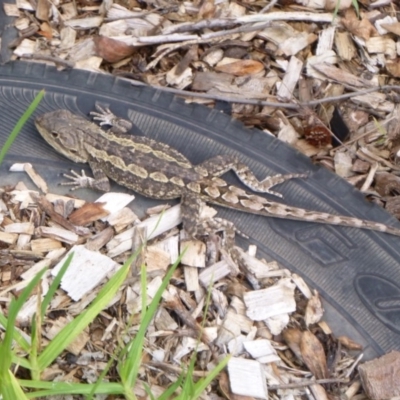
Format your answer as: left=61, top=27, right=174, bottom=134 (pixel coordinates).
left=21, top=53, right=75, bottom=69
left=269, top=377, right=350, bottom=390
left=260, top=0, right=279, bottom=13
left=146, top=21, right=272, bottom=70
left=129, top=80, right=400, bottom=110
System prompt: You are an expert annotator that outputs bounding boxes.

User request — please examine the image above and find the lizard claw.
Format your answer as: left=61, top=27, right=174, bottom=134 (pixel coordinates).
left=61, top=169, right=95, bottom=190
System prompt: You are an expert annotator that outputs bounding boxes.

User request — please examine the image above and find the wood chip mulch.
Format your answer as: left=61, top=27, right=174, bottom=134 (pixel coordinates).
left=3, top=0, right=400, bottom=398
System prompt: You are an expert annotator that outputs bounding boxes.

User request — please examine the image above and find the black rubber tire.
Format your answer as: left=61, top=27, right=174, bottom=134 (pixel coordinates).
left=1, top=61, right=400, bottom=359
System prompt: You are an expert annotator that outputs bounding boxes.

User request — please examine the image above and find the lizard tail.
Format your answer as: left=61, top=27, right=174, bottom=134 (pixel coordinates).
left=201, top=184, right=400, bottom=237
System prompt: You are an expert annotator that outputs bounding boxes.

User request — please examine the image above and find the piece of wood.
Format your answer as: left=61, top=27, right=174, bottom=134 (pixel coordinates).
left=227, top=357, right=268, bottom=399
left=358, top=350, right=400, bottom=399
left=243, top=278, right=296, bottom=321
left=51, top=245, right=119, bottom=301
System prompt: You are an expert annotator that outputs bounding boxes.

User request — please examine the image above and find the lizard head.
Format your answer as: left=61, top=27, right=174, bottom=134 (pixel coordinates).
left=35, top=110, right=90, bottom=163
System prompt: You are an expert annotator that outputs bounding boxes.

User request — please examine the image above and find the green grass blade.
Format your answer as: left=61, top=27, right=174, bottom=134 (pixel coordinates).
left=155, top=374, right=184, bottom=400
left=352, top=0, right=360, bottom=17
left=0, top=267, right=47, bottom=373
left=19, top=380, right=124, bottom=398
left=0, top=89, right=45, bottom=166
left=190, top=356, right=230, bottom=399
left=0, top=312, right=31, bottom=353
left=41, top=252, right=73, bottom=318
left=1, top=369, right=29, bottom=400
left=119, top=251, right=185, bottom=388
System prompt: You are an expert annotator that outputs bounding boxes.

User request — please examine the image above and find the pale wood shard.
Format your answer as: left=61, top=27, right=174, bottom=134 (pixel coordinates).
left=155, top=307, right=179, bottom=331
left=306, top=51, right=338, bottom=79
left=358, top=351, right=400, bottom=399
left=4, top=222, right=34, bottom=235
left=216, top=309, right=244, bottom=346
left=291, top=273, right=312, bottom=299
left=278, top=56, right=303, bottom=101
left=144, top=246, right=170, bottom=272
left=151, top=235, right=179, bottom=264
left=335, top=31, right=356, bottom=61
left=365, top=36, right=396, bottom=59
left=310, top=63, right=375, bottom=88
left=183, top=266, right=199, bottom=292
left=3, top=3, right=20, bottom=16
left=138, top=204, right=182, bottom=241
left=0, top=231, right=18, bottom=244
left=352, top=92, right=394, bottom=113
left=180, top=239, right=206, bottom=268
left=36, top=226, right=79, bottom=245
left=13, top=38, right=36, bottom=56
left=277, top=112, right=300, bottom=145
left=258, top=22, right=317, bottom=56
left=21, top=259, right=52, bottom=281
left=227, top=357, right=268, bottom=399
left=51, top=245, right=119, bottom=301
left=106, top=207, right=138, bottom=231
left=316, top=26, right=335, bottom=55
left=64, top=16, right=103, bottom=29
left=235, top=247, right=282, bottom=280
left=17, top=233, right=31, bottom=250
left=106, top=204, right=182, bottom=257
left=85, top=226, right=114, bottom=251
left=10, top=163, right=48, bottom=193
left=198, top=259, right=232, bottom=287
left=244, top=278, right=296, bottom=321
left=60, top=2, right=77, bottom=20
left=243, top=339, right=280, bottom=364
left=334, top=150, right=353, bottom=178
left=30, top=238, right=62, bottom=253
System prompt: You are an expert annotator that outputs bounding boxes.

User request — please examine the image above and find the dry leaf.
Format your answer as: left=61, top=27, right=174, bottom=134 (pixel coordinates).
left=93, top=36, right=136, bottom=63
left=215, top=60, right=264, bottom=76
left=68, top=202, right=109, bottom=226
left=300, top=330, right=328, bottom=379
left=337, top=335, right=363, bottom=351
left=283, top=327, right=303, bottom=362
left=386, top=59, right=400, bottom=78
left=341, top=9, right=377, bottom=40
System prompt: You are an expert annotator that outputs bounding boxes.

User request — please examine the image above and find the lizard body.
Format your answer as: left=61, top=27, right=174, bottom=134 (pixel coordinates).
left=34, top=107, right=400, bottom=238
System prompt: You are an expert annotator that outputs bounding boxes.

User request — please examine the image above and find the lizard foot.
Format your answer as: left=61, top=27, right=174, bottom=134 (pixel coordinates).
left=90, top=105, right=116, bottom=127
left=61, top=169, right=95, bottom=190
left=90, top=105, right=133, bottom=133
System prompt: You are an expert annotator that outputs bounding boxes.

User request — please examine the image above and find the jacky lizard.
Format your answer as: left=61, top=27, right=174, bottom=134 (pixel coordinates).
left=34, top=106, right=400, bottom=239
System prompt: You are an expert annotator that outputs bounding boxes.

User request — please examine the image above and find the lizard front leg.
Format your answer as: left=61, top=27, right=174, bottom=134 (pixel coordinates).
left=197, top=155, right=307, bottom=198
left=62, top=159, right=111, bottom=191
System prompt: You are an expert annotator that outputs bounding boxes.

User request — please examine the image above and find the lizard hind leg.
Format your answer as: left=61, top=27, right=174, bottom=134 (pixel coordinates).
left=197, top=155, right=307, bottom=198
left=180, top=193, right=240, bottom=249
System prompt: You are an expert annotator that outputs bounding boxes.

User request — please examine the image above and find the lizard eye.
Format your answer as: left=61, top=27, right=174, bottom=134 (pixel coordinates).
left=51, top=132, right=59, bottom=138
